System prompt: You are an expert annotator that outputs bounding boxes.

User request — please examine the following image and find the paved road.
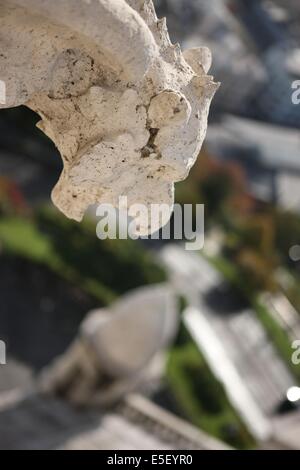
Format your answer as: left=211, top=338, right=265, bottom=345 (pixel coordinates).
left=160, top=244, right=295, bottom=441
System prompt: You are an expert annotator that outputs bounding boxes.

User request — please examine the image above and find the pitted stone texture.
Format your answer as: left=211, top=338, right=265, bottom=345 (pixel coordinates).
left=0, top=0, right=218, bottom=233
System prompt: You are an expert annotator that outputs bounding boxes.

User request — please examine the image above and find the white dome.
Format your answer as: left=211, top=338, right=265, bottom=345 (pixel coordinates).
left=81, top=284, right=178, bottom=378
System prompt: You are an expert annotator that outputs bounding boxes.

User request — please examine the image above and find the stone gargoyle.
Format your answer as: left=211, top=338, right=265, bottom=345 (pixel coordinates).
left=0, top=0, right=218, bottom=233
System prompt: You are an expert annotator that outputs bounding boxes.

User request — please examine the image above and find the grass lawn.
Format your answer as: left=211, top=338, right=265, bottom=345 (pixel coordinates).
left=0, top=206, right=166, bottom=305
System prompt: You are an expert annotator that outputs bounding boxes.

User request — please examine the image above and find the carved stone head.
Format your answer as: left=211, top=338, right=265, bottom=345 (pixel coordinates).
left=0, top=0, right=218, bottom=233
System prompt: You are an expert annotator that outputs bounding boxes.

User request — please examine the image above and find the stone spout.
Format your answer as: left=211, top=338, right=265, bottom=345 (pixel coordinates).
left=0, top=0, right=219, bottom=233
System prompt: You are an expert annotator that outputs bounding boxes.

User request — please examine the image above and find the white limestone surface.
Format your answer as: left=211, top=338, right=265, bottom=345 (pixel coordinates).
left=0, top=0, right=218, bottom=233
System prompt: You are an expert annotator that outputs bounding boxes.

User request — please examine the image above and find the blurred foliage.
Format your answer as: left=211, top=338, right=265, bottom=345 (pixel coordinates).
left=273, top=209, right=300, bottom=264
left=178, top=295, right=188, bottom=315
left=284, top=273, right=300, bottom=314
left=176, top=150, right=300, bottom=297
left=176, top=151, right=256, bottom=224
left=0, top=176, right=30, bottom=217
left=166, top=323, right=255, bottom=449
left=0, top=201, right=166, bottom=306
left=179, top=156, right=300, bottom=385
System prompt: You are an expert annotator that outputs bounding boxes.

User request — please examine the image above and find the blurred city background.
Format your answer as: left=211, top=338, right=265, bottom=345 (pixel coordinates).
left=0, top=0, right=300, bottom=450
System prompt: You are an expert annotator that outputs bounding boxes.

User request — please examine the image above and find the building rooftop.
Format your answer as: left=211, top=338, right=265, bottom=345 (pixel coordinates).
left=0, top=391, right=230, bottom=450
left=207, top=115, right=300, bottom=173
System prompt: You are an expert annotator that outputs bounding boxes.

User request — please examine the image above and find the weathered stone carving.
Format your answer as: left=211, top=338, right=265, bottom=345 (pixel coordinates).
left=0, top=0, right=218, bottom=232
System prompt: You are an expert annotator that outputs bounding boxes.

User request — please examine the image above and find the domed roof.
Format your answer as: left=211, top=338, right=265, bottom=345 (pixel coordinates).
left=81, top=284, right=178, bottom=378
